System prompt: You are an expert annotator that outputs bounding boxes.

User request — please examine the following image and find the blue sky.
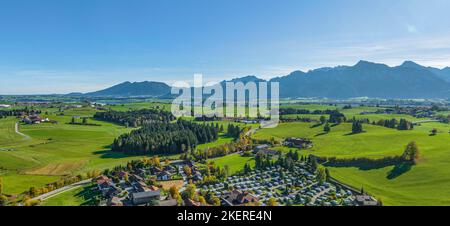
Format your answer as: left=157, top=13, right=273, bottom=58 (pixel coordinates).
left=1, top=0, right=450, bottom=94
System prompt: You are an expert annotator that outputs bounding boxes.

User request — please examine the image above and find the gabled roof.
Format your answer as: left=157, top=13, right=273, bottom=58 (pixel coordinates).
left=132, top=190, right=161, bottom=199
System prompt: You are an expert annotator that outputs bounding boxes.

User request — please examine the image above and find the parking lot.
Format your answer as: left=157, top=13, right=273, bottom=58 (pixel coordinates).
left=203, top=163, right=361, bottom=206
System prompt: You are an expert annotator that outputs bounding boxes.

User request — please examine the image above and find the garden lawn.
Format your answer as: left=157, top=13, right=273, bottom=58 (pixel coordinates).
left=41, top=184, right=97, bottom=206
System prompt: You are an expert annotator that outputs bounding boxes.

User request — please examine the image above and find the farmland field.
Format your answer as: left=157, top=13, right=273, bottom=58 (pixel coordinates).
left=3, top=102, right=450, bottom=206
left=209, top=154, right=255, bottom=174
left=0, top=103, right=257, bottom=195
left=0, top=106, right=174, bottom=195
left=252, top=119, right=450, bottom=205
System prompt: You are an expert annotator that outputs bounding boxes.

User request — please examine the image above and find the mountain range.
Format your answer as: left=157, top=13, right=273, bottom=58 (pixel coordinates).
left=79, top=61, right=450, bottom=99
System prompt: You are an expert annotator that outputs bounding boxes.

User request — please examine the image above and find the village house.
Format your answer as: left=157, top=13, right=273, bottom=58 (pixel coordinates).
left=355, top=195, right=379, bottom=206
left=163, top=165, right=177, bottom=174
left=22, top=114, right=51, bottom=124
left=108, top=196, right=124, bottom=206
left=255, top=149, right=279, bottom=156
left=131, top=190, right=161, bottom=205
left=193, top=171, right=203, bottom=181
left=156, top=171, right=172, bottom=181
left=221, top=190, right=259, bottom=206
left=96, top=176, right=112, bottom=190
left=117, top=171, right=128, bottom=180
left=254, top=144, right=269, bottom=151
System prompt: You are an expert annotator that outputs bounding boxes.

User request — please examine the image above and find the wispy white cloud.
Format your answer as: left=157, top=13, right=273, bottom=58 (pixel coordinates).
left=305, top=34, right=450, bottom=69
left=3, top=33, right=450, bottom=95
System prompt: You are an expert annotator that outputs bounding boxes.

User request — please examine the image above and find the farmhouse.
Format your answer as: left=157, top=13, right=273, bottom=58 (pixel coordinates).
left=254, top=144, right=269, bottom=151
left=22, top=114, right=52, bottom=124
left=284, top=137, right=313, bottom=149
left=96, top=175, right=113, bottom=193
left=355, top=195, right=379, bottom=206
left=221, top=190, right=259, bottom=206
left=256, top=149, right=279, bottom=156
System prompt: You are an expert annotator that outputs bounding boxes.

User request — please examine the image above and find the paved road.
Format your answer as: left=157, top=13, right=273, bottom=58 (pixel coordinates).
left=15, top=122, right=30, bottom=140
left=245, top=128, right=258, bottom=136
left=32, top=179, right=92, bottom=201
left=310, top=187, right=332, bottom=204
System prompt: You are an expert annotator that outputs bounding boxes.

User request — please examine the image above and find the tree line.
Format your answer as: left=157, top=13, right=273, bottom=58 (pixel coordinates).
left=0, top=108, right=41, bottom=118
left=111, top=119, right=219, bottom=155
left=374, top=118, right=414, bottom=130
left=187, top=126, right=251, bottom=161
left=280, top=108, right=342, bottom=115
left=312, top=141, right=421, bottom=169
left=93, top=109, right=175, bottom=127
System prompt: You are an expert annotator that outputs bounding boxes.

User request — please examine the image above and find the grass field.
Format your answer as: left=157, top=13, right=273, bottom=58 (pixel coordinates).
left=41, top=184, right=97, bottom=206
left=209, top=154, right=255, bottom=174
left=4, top=101, right=450, bottom=206
left=0, top=104, right=257, bottom=196
left=108, top=102, right=172, bottom=112
left=0, top=106, right=167, bottom=195
left=253, top=120, right=450, bottom=205
left=197, top=134, right=234, bottom=150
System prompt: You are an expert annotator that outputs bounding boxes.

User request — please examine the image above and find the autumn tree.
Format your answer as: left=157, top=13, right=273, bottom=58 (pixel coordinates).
left=0, top=177, right=3, bottom=195
left=316, top=167, right=327, bottom=185
left=183, top=165, right=193, bottom=177
left=0, top=195, right=7, bottom=206
left=267, top=197, right=278, bottom=206
left=212, top=196, right=221, bottom=206
left=198, top=195, right=207, bottom=205
left=183, top=184, right=197, bottom=200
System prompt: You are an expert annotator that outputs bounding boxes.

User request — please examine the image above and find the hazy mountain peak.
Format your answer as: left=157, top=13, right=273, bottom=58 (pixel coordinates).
left=81, top=60, right=450, bottom=99
left=85, top=80, right=171, bottom=97
left=354, top=60, right=388, bottom=68
left=401, top=60, right=423, bottom=68
left=228, top=75, right=265, bottom=83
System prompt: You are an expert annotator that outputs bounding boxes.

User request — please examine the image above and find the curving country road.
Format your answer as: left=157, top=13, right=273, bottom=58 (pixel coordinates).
left=31, top=179, right=92, bottom=202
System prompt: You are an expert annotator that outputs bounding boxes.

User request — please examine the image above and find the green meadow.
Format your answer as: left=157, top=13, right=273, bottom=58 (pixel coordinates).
left=3, top=102, right=450, bottom=206
left=209, top=154, right=255, bottom=175
left=0, top=103, right=257, bottom=195
left=41, top=184, right=97, bottom=206
left=0, top=114, right=145, bottom=194
left=252, top=118, right=450, bottom=205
